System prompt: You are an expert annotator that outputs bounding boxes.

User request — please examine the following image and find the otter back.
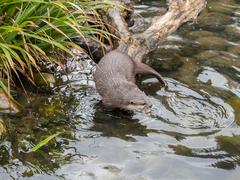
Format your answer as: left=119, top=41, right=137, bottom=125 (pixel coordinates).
left=94, top=50, right=165, bottom=111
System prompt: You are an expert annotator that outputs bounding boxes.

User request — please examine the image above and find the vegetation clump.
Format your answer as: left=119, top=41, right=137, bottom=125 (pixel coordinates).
left=0, top=0, right=113, bottom=98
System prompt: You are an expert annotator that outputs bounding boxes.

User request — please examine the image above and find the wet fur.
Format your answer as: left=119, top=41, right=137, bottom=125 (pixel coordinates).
left=94, top=50, right=165, bottom=111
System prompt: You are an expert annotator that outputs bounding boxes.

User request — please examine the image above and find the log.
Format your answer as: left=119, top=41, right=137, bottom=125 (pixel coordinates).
left=109, top=0, right=207, bottom=62
left=74, top=0, right=206, bottom=62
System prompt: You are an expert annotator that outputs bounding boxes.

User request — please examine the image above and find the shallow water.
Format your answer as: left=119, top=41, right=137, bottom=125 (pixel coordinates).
left=1, top=0, right=240, bottom=179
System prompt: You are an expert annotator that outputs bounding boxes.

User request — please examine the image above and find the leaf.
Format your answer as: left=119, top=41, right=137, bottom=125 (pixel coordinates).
left=31, top=130, right=65, bottom=152
left=0, top=0, right=116, bottom=98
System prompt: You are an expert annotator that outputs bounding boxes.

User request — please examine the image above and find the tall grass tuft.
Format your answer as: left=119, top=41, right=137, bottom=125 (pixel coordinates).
left=0, top=0, right=114, bottom=95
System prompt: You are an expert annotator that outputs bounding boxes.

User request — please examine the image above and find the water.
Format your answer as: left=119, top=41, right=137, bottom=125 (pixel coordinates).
left=1, top=0, right=240, bottom=179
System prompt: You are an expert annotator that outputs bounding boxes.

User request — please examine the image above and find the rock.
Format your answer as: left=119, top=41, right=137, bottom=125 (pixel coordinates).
left=216, top=135, right=240, bottom=155
left=208, top=54, right=239, bottom=68
left=195, top=50, right=219, bottom=60
left=34, top=72, right=56, bottom=87
left=195, top=50, right=240, bottom=68
left=225, top=25, right=240, bottom=40
left=152, top=56, right=183, bottom=72
left=169, top=145, right=193, bottom=157
left=213, top=160, right=236, bottom=170
left=228, top=44, right=240, bottom=56
left=195, top=36, right=229, bottom=50
left=0, top=91, right=19, bottom=114
left=151, top=42, right=184, bottom=71
left=188, top=30, right=214, bottom=39
left=104, top=165, right=121, bottom=174
left=207, top=1, right=236, bottom=15
left=228, top=97, right=240, bottom=125
left=0, top=118, right=7, bottom=139
left=177, top=57, right=199, bottom=84
left=197, top=12, right=234, bottom=31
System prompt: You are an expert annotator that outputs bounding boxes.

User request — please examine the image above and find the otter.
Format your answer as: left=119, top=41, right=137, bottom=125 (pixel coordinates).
left=94, top=50, right=166, bottom=112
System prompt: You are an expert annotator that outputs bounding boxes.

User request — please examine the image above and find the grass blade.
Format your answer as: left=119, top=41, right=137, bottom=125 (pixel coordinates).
left=31, top=130, right=65, bottom=152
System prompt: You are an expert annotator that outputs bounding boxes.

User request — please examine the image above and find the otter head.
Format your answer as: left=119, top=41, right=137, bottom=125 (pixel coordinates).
left=102, top=82, right=151, bottom=112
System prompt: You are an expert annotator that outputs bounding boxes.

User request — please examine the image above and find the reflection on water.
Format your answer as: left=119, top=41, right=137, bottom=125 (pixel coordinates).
left=1, top=0, right=240, bottom=179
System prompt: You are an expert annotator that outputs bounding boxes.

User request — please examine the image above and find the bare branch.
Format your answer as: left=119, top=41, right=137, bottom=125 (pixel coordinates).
left=116, top=0, right=207, bottom=62
left=108, top=1, right=131, bottom=38
left=77, top=0, right=206, bottom=63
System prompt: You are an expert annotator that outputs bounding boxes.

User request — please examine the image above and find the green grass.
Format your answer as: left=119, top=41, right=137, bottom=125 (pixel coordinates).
left=0, top=0, right=114, bottom=96
left=31, top=130, right=65, bottom=152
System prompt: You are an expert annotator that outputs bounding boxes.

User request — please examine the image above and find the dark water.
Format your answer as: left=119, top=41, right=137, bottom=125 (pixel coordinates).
left=1, top=0, right=240, bottom=179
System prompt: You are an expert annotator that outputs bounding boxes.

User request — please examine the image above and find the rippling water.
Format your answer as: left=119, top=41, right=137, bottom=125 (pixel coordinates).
left=1, top=0, right=240, bottom=179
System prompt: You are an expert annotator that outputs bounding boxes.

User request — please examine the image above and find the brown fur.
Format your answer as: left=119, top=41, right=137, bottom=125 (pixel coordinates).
left=94, top=50, right=165, bottom=111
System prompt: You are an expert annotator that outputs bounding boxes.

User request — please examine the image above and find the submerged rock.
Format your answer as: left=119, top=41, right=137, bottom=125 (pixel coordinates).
left=207, top=1, right=236, bottom=15
left=197, top=12, right=233, bottom=31
left=228, top=44, right=240, bottom=56
left=0, top=91, right=19, bottom=114
left=207, top=54, right=239, bottom=68
left=195, top=36, right=229, bottom=50
left=188, top=30, right=214, bottom=39
left=195, top=50, right=240, bottom=68
left=225, top=25, right=240, bottom=40
left=169, top=144, right=193, bottom=157
left=153, top=58, right=183, bottom=72
left=151, top=44, right=183, bottom=71
left=195, top=50, right=219, bottom=60
left=177, top=57, right=199, bottom=84
left=228, top=97, right=240, bottom=125
left=216, top=135, right=240, bottom=155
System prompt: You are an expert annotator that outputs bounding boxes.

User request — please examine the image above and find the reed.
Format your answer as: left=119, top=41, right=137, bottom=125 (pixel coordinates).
left=0, top=0, right=114, bottom=95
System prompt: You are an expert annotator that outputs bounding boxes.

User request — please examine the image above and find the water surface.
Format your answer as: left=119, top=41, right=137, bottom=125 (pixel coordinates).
left=1, top=0, right=240, bottom=179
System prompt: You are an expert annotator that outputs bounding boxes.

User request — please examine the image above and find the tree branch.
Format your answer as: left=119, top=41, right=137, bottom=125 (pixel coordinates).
left=112, top=0, right=207, bottom=62
left=76, top=0, right=206, bottom=63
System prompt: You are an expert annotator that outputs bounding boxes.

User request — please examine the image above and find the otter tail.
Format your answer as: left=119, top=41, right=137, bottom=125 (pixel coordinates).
left=134, top=61, right=166, bottom=86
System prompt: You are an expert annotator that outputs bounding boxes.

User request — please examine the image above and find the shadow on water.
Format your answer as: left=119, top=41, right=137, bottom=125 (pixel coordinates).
left=91, top=103, right=158, bottom=141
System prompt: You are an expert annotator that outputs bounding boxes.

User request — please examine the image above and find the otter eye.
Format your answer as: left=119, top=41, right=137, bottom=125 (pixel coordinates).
left=130, top=101, right=134, bottom=105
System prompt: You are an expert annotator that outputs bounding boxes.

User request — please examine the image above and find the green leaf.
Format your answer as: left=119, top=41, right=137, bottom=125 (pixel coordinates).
left=31, top=130, right=65, bottom=152
left=0, top=0, right=116, bottom=99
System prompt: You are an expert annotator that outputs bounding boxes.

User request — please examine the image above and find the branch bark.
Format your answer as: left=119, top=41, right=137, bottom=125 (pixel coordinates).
left=109, top=0, right=207, bottom=62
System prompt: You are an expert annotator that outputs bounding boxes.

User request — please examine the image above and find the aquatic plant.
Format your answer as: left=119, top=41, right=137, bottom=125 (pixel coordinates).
left=31, top=130, right=65, bottom=152
left=0, top=0, right=113, bottom=96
